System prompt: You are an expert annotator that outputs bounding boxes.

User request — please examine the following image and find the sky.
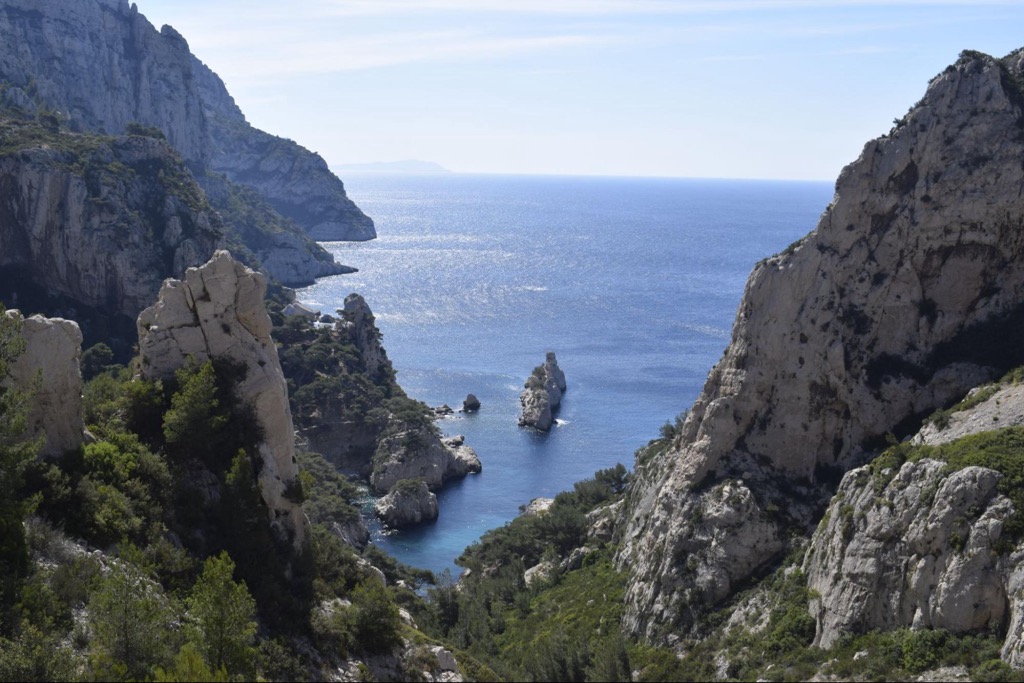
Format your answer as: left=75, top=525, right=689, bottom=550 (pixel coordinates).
left=136, top=0, right=1024, bottom=181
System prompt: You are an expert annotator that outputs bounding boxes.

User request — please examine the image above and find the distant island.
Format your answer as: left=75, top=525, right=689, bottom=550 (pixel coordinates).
left=331, top=159, right=452, bottom=174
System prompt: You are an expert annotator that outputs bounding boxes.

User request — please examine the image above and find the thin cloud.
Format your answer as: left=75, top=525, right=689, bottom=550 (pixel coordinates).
left=304, top=0, right=1022, bottom=15
left=204, top=30, right=613, bottom=83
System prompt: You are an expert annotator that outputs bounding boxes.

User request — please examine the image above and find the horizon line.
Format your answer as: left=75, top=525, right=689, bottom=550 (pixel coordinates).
left=331, top=166, right=836, bottom=183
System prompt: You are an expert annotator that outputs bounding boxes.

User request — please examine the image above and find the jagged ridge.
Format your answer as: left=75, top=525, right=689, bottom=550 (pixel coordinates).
left=619, top=47, right=1024, bottom=641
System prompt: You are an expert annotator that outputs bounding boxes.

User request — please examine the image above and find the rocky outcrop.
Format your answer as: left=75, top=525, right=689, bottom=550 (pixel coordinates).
left=338, top=294, right=390, bottom=382
left=619, top=49, right=1024, bottom=641
left=462, top=394, right=480, bottom=412
left=136, top=250, right=308, bottom=552
left=370, top=431, right=481, bottom=494
left=375, top=479, right=439, bottom=528
left=805, top=459, right=1011, bottom=648
left=521, top=497, right=554, bottom=517
left=914, top=381, right=1024, bottom=446
left=2, top=310, right=83, bottom=458
left=328, top=518, right=370, bottom=551
left=0, top=0, right=372, bottom=277
left=519, top=352, right=566, bottom=431
left=0, top=122, right=221, bottom=322
left=803, top=374, right=1024, bottom=663
left=291, top=292, right=485, bottom=499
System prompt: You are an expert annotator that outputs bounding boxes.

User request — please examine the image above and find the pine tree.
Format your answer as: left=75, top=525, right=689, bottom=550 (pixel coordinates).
left=186, top=552, right=257, bottom=679
left=88, top=558, right=177, bottom=680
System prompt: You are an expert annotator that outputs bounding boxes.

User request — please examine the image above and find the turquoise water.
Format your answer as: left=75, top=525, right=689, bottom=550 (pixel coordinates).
left=297, top=173, right=833, bottom=576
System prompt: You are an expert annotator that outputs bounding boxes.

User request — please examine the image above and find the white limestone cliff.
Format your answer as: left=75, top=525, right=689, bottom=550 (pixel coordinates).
left=136, top=250, right=308, bottom=552
left=2, top=310, right=83, bottom=458
left=805, top=460, right=1011, bottom=648
left=519, top=352, right=567, bottom=431
left=374, top=479, right=439, bottom=528
left=619, top=49, right=1024, bottom=641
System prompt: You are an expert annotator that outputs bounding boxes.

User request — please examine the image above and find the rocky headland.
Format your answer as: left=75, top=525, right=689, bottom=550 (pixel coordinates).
left=273, top=291, right=482, bottom=528
left=617, top=46, right=1024, bottom=649
left=0, top=0, right=371, bottom=286
left=519, top=351, right=567, bottom=431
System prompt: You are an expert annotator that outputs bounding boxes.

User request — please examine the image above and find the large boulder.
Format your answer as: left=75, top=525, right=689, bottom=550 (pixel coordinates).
left=2, top=310, right=83, bottom=458
left=374, top=479, right=439, bottom=528
left=370, top=429, right=481, bottom=494
left=136, top=250, right=308, bottom=552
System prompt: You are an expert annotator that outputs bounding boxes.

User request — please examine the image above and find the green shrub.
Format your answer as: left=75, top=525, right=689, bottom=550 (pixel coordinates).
left=351, top=579, right=402, bottom=654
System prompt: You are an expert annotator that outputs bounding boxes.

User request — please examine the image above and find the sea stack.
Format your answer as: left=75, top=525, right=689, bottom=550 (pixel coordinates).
left=463, top=393, right=481, bottom=412
left=519, top=352, right=567, bottom=431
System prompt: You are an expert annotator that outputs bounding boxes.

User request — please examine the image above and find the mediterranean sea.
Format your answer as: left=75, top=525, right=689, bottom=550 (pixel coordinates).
left=297, top=173, right=833, bottom=576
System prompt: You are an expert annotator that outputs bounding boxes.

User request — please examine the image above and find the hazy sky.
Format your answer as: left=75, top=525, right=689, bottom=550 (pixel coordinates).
left=137, top=0, right=1024, bottom=181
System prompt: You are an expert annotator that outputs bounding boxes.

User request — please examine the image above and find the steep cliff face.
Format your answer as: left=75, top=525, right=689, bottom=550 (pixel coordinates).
left=137, top=250, right=308, bottom=552
left=0, top=114, right=221, bottom=326
left=0, top=0, right=209, bottom=163
left=0, top=0, right=373, bottom=273
left=803, top=374, right=1024, bottom=663
left=619, top=49, right=1024, bottom=641
left=806, top=458, right=1011, bottom=648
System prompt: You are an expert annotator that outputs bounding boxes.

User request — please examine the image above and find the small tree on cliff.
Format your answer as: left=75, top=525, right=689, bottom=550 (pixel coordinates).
left=186, top=552, right=257, bottom=679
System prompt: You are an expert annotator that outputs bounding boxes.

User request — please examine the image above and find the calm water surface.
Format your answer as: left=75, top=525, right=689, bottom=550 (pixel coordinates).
left=298, top=173, right=833, bottom=576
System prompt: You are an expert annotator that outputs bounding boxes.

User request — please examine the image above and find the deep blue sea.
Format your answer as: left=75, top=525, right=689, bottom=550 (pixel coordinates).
left=297, top=173, right=833, bottom=576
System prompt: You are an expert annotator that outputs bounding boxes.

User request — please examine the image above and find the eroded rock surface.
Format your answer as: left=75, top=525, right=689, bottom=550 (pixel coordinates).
left=619, top=49, right=1024, bottom=641
left=519, top=352, right=567, bottom=431
left=0, top=132, right=220, bottom=320
left=375, top=479, right=439, bottom=528
left=805, top=459, right=1011, bottom=648
left=2, top=310, right=83, bottom=458
left=338, top=293, right=390, bottom=381
left=137, top=250, right=308, bottom=551
left=370, top=431, right=481, bottom=494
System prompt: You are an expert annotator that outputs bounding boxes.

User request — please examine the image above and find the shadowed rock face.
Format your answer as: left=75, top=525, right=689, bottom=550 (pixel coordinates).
left=0, top=0, right=373, bottom=243
left=137, top=250, right=308, bottom=553
left=0, top=130, right=221, bottom=321
left=619, top=49, right=1024, bottom=642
